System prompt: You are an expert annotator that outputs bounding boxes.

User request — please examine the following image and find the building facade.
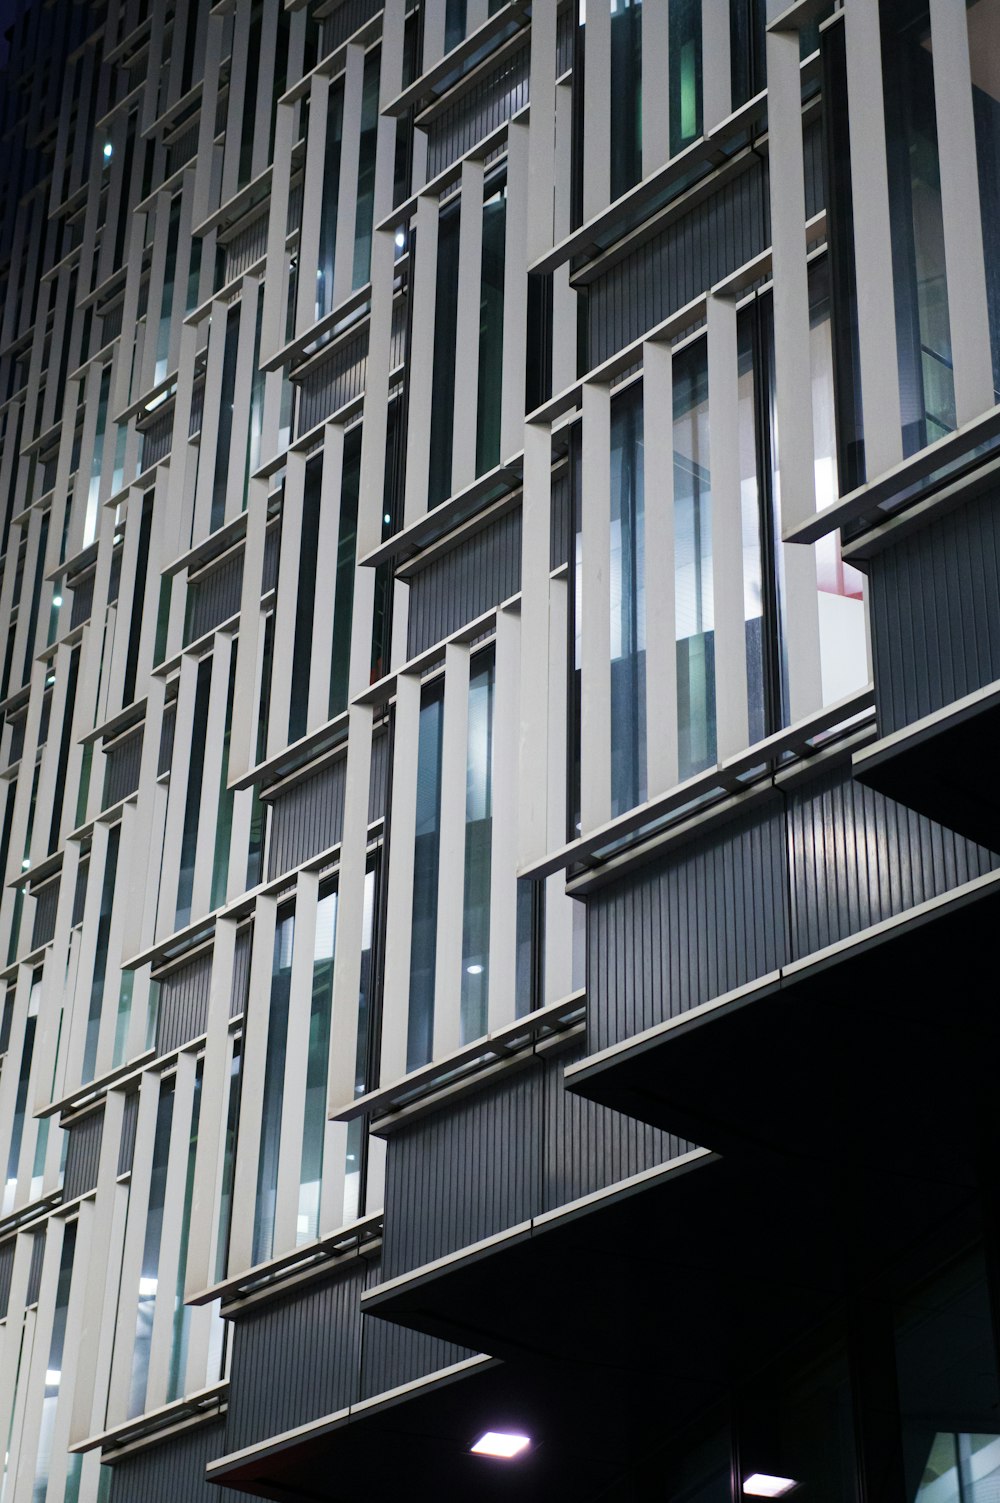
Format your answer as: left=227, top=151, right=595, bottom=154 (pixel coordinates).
left=1, top=0, right=999, bottom=1498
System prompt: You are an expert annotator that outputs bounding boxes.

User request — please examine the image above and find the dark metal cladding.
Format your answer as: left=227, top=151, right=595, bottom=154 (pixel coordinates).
left=368, top=728, right=390, bottom=825
left=867, top=490, right=1000, bottom=734
left=360, top=1261, right=473, bottom=1400
left=69, top=571, right=94, bottom=630
left=296, top=333, right=368, bottom=435
left=230, top=927, right=253, bottom=1019
left=117, top=1091, right=139, bottom=1177
left=25, top=1228, right=44, bottom=1305
left=0, top=1239, right=13, bottom=1319
left=103, top=726, right=144, bottom=808
left=62, top=1106, right=104, bottom=1201
left=30, top=876, right=59, bottom=949
left=405, top=506, right=522, bottom=658
left=157, top=703, right=176, bottom=777
left=325, top=0, right=384, bottom=53
left=266, top=758, right=347, bottom=880
left=225, top=212, right=269, bottom=283
left=185, top=549, right=244, bottom=644
left=155, top=951, right=213, bottom=1055
left=426, top=40, right=530, bottom=180
left=106, top=1421, right=258, bottom=1503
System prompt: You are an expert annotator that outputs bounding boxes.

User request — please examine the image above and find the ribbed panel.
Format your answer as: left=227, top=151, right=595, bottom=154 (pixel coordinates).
left=7, top=711, right=25, bottom=765
left=262, top=522, right=280, bottom=593
left=230, top=927, right=252, bottom=1017
left=70, top=571, right=94, bottom=628
left=803, top=118, right=824, bottom=220
left=155, top=952, right=213, bottom=1054
left=225, top=211, right=268, bottom=280
left=72, top=862, right=88, bottom=926
left=140, top=408, right=173, bottom=469
left=556, top=3, right=574, bottom=71
left=587, top=798, right=788, bottom=1054
left=380, top=1064, right=543, bottom=1279
left=405, top=507, right=521, bottom=657
left=266, top=759, right=347, bottom=879
left=550, top=469, right=570, bottom=570
left=425, top=39, right=530, bottom=178
left=101, top=299, right=124, bottom=344
left=587, top=160, right=768, bottom=365
left=26, top=1229, right=44, bottom=1304
left=296, top=331, right=367, bottom=435
left=360, top=1262, right=472, bottom=1399
left=0, top=1240, right=12, bottom=1318
left=787, top=763, right=999, bottom=958
left=107, top=1421, right=257, bottom=1503
left=166, top=122, right=199, bottom=177
left=325, top=0, right=382, bottom=52
left=63, top=1106, right=104, bottom=1200
left=867, top=491, right=1000, bottom=734
left=184, top=549, right=244, bottom=644
left=389, top=294, right=407, bottom=370
left=103, top=726, right=143, bottom=807
left=118, top=1091, right=139, bottom=1175
left=189, top=381, right=205, bottom=437
left=542, top=1043, right=684, bottom=1210
left=368, top=729, right=389, bottom=823
left=158, top=703, right=175, bottom=775
left=225, top=1267, right=366, bottom=1452
left=30, top=877, right=59, bottom=949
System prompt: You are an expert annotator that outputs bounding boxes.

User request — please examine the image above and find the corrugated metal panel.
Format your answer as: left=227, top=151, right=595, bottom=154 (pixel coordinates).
left=225, top=1266, right=366, bottom=1453
left=158, top=703, right=176, bottom=776
left=101, top=299, right=124, bottom=345
left=368, top=728, right=389, bottom=824
left=0, top=1240, right=13, bottom=1318
left=296, top=330, right=368, bottom=435
left=103, top=725, right=143, bottom=807
left=389, top=294, right=407, bottom=371
left=587, top=796, right=788, bottom=1054
left=70, top=570, right=94, bottom=628
left=118, top=1090, right=139, bottom=1175
left=786, top=760, right=999, bottom=958
left=360, top=1261, right=473, bottom=1399
left=107, top=1420, right=257, bottom=1503
left=325, top=0, right=382, bottom=52
left=266, top=759, right=347, bottom=879
left=184, top=549, right=244, bottom=644
left=556, top=3, right=574, bottom=72
left=587, top=159, right=768, bottom=365
left=25, top=1229, right=44, bottom=1304
left=425, top=38, right=530, bottom=179
left=803, top=117, right=824, bottom=221
left=225, top=211, right=268, bottom=281
left=63, top=1105, right=104, bottom=1200
left=166, top=121, right=200, bottom=178
left=189, top=380, right=205, bottom=437
left=72, top=860, right=89, bottom=926
left=550, top=468, right=570, bottom=570
left=31, top=876, right=59, bottom=948
left=867, top=492, right=1000, bottom=735
left=542, top=1043, right=684, bottom=1211
left=7, top=710, right=26, bottom=766
left=155, top=951, right=213, bottom=1054
left=230, top=926, right=252, bottom=1018
left=405, top=506, right=522, bottom=657
left=262, top=521, right=280, bottom=594
left=380, top=1063, right=542, bottom=1280
left=140, top=408, right=173, bottom=469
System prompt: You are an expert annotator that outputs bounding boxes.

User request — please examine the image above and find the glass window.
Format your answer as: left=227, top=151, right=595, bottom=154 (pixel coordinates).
left=289, top=455, right=323, bottom=743
left=352, top=52, right=380, bottom=290
left=740, top=1331, right=858, bottom=1502
left=84, top=367, right=111, bottom=549
left=299, top=886, right=337, bottom=1243
left=128, top=1077, right=175, bottom=1418
left=407, top=684, right=444, bottom=1070
left=967, top=3, right=1000, bottom=405
left=669, top=0, right=702, bottom=156
left=730, top=0, right=765, bottom=111
left=253, top=905, right=295, bottom=1264
left=210, top=651, right=237, bottom=911
left=477, top=181, right=507, bottom=477
left=673, top=340, right=715, bottom=780
left=31, top=1221, right=77, bottom=1503
left=155, top=196, right=181, bottom=384
left=210, top=303, right=241, bottom=533
left=3, top=968, right=42, bottom=1215
left=610, top=382, right=647, bottom=815
left=166, top=1062, right=202, bottom=1402
left=445, top=0, right=467, bottom=52
left=316, top=83, right=345, bottom=322
left=215, top=1041, right=242, bottom=1283
left=83, top=823, right=121, bottom=1083
left=428, top=202, right=461, bottom=508
left=237, top=0, right=263, bottom=190
left=461, top=652, right=494, bottom=1043
left=737, top=309, right=769, bottom=746
left=610, top=0, right=643, bottom=199
left=330, top=428, right=361, bottom=718
left=344, top=861, right=379, bottom=1224
left=174, top=655, right=213, bottom=929
left=243, top=293, right=265, bottom=503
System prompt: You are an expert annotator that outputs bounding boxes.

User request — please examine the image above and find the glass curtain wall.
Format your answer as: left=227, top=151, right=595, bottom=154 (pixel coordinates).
left=127, top=1078, right=175, bottom=1417
left=460, top=652, right=494, bottom=1043
left=407, top=683, right=445, bottom=1070
left=673, top=340, right=715, bottom=780
left=610, top=381, right=647, bottom=815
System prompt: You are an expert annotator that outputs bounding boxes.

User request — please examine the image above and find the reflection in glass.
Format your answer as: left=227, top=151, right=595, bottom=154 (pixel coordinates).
left=461, top=654, right=494, bottom=1042
left=352, top=53, right=380, bottom=289
left=669, top=0, right=702, bottom=155
left=253, top=906, right=294, bottom=1264
left=31, top=1221, right=77, bottom=1503
left=428, top=203, right=461, bottom=508
left=128, top=1079, right=175, bottom=1417
left=477, top=183, right=507, bottom=477
left=344, top=862, right=378, bottom=1224
left=673, top=340, right=715, bottom=779
left=407, top=686, right=444, bottom=1069
left=210, top=304, right=241, bottom=532
left=967, top=1, right=1000, bottom=403
left=610, top=382, right=646, bottom=815
left=610, top=0, right=642, bottom=199
left=316, top=84, right=345, bottom=322
left=3, top=969, right=41, bottom=1215
left=737, top=313, right=766, bottom=746
left=155, top=196, right=181, bottom=384
left=299, top=887, right=337, bottom=1243
left=84, top=823, right=121, bottom=1082
left=166, top=1063, right=202, bottom=1402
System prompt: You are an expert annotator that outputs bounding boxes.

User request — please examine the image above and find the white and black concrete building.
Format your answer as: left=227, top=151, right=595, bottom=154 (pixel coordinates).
left=1, top=0, right=1000, bottom=1499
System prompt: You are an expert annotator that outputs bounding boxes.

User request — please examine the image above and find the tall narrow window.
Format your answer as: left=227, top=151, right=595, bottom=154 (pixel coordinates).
left=476, top=182, right=507, bottom=477
left=215, top=1042, right=242, bottom=1283
left=610, top=383, right=646, bottom=815
left=155, top=196, right=181, bottom=383
left=316, top=85, right=345, bottom=322
left=289, top=454, right=323, bottom=742
left=967, top=3, right=1000, bottom=402
left=128, top=1078, right=175, bottom=1418
left=299, top=886, right=337, bottom=1243
left=673, top=341, right=715, bottom=780
left=610, top=0, right=643, bottom=199
left=352, top=52, right=381, bottom=289
left=243, top=294, right=265, bottom=504
left=31, top=1221, right=77, bottom=1503
left=3, top=969, right=42, bottom=1215
left=175, top=655, right=212, bottom=929
left=738, top=313, right=767, bottom=747
left=253, top=905, right=294, bottom=1264
left=84, top=367, right=111, bottom=548
left=211, top=303, right=242, bottom=532
left=407, top=685, right=444, bottom=1070
left=669, top=0, right=702, bottom=155
left=83, top=823, right=121, bottom=1083
left=21, top=512, right=49, bottom=689
left=330, top=428, right=361, bottom=717
left=730, top=0, right=765, bottom=111
left=166, top=1062, right=202, bottom=1401
left=210, top=651, right=238, bottom=910
left=428, top=203, right=461, bottom=508
left=344, top=861, right=379, bottom=1224
left=461, top=654, right=494, bottom=1043
left=237, top=0, right=264, bottom=190
left=445, top=0, right=467, bottom=51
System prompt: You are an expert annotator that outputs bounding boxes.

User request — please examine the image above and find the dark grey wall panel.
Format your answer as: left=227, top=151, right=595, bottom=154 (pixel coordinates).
left=155, top=951, right=213, bottom=1055
left=30, top=877, right=59, bottom=949
left=189, top=380, right=205, bottom=437
left=325, top=0, right=383, bottom=52
left=803, top=117, right=824, bottom=221
left=587, top=797, right=788, bottom=1054
left=63, top=1105, right=104, bottom=1200
left=867, top=490, right=1000, bottom=734
left=405, top=506, right=522, bottom=657
left=368, top=728, right=389, bottom=824
left=542, top=1043, right=684, bottom=1211
left=107, top=1420, right=257, bottom=1503
left=225, top=211, right=268, bottom=281
left=118, top=1090, right=139, bottom=1175
left=0, top=1240, right=13, bottom=1318
left=296, top=331, right=368, bottom=435
left=103, top=726, right=143, bottom=807
left=359, top=1267, right=473, bottom=1399
left=158, top=703, right=175, bottom=775
left=380, top=1063, right=542, bottom=1279
left=550, top=469, right=571, bottom=571
left=184, top=548, right=243, bottom=643
left=786, top=762, right=999, bottom=959
left=262, top=521, right=280, bottom=594
left=70, top=571, right=94, bottom=628
left=425, top=39, right=530, bottom=179
left=140, top=408, right=172, bottom=469
left=225, top=1265, right=366, bottom=1452
left=7, top=710, right=26, bottom=766
left=587, top=159, right=768, bottom=365
left=231, top=926, right=252, bottom=1017
left=267, top=759, right=347, bottom=879
left=26, top=1229, right=44, bottom=1304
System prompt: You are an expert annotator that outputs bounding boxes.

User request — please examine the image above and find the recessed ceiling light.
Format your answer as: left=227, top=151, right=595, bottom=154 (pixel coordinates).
left=471, top=1432, right=530, bottom=1459
left=466, top=963, right=484, bottom=975
left=103, top=142, right=113, bottom=159
left=395, top=229, right=406, bottom=249
left=744, top=1476, right=798, bottom=1497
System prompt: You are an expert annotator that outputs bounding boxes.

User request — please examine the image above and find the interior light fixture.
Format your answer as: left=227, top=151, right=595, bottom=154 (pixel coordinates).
left=394, top=229, right=406, bottom=249
left=52, top=595, right=62, bottom=607
left=743, top=1476, right=798, bottom=1497
left=466, top=963, right=484, bottom=975
left=471, top=1433, right=530, bottom=1459
left=102, top=142, right=113, bottom=159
